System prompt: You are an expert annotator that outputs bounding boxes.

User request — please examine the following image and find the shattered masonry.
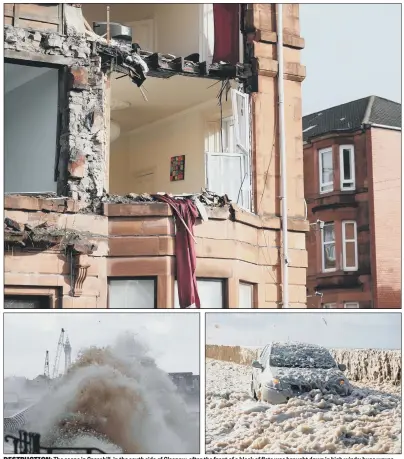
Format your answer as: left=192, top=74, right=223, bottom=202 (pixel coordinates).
left=5, top=25, right=108, bottom=209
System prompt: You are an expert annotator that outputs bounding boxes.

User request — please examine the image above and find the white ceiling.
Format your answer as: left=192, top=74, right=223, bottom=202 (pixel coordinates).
left=4, top=63, right=55, bottom=94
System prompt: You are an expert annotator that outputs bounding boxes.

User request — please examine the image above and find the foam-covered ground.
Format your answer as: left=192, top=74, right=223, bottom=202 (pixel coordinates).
left=206, top=359, right=401, bottom=454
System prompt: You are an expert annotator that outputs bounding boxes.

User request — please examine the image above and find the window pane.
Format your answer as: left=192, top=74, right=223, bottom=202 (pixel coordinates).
left=5, top=63, right=58, bottom=193
left=221, top=155, right=243, bottom=203
left=343, top=149, right=352, bottom=180
left=323, top=224, right=336, bottom=270
left=174, top=279, right=224, bottom=308
left=324, top=244, right=336, bottom=269
left=344, top=222, right=355, bottom=240
left=324, top=224, right=335, bottom=242
left=109, top=279, right=155, bottom=308
left=321, top=150, right=333, bottom=183
left=206, top=154, right=223, bottom=194
left=345, top=241, right=356, bottom=268
left=323, top=303, right=337, bottom=308
left=198, top=279, right=224, bottom=308
left=239, top=282, right=253, bottom=308
left=4, top=296, right=50, bottom=308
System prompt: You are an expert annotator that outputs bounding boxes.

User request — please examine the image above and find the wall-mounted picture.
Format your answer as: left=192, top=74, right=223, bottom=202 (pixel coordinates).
left=170, top=155, right=185, bottom=181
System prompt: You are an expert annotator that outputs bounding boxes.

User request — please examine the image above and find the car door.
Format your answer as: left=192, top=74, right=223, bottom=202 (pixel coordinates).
left=252, top=345, right=268, bottom=391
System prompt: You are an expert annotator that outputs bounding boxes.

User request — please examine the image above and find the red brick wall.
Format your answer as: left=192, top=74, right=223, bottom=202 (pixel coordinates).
left=369, top=128, right=402, bottom=308
left=304, top=131, right=372, bottom=308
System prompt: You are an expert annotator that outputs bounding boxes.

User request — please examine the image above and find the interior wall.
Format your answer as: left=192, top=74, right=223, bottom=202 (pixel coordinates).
left=5, top=64, right=59, bottom=193
left=109, top=97, right=232, bottom=195
left=82, top=3, right=200, bottom=58
left=153, top=4, right=200, bottom=57
left=109, top=135, right=130, bottom=195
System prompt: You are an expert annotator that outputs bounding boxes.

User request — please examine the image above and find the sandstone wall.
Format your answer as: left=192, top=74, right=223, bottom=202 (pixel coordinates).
left=206, top=345, right=401, bottom=384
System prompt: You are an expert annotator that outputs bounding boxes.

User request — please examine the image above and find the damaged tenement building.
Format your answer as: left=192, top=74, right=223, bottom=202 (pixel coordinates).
left=4, top=3, right=308, bottom=308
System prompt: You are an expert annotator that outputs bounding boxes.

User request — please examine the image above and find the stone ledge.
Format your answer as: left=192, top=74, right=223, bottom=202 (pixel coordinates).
left=104, top=202, right=173, bottom=217
left=257, top=57, right=306, bottom=82
left=5, top=195, right=79, bottom=213
left=255, top=30, right=305, bottom=49
left=104, top=202, right=309, bottom=232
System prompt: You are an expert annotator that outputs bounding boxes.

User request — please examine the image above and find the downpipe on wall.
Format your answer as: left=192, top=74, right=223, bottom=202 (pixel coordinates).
left=277, top=4, right=290, bottom=308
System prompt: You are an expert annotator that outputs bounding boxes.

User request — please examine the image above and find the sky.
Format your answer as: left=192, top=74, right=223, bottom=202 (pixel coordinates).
left=300, top=3, right=402, bottom=115
left=206, top=312, right=401, bottom=350
left=4, top=312, right=200, bottom=379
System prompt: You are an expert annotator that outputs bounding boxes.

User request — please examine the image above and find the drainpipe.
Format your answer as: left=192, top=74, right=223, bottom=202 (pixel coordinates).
left=276, top=4, right=289, bottom=308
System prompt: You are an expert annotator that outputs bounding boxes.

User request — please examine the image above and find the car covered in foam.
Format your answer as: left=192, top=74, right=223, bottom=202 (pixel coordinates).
left=251, top=341, right=353, bottom=404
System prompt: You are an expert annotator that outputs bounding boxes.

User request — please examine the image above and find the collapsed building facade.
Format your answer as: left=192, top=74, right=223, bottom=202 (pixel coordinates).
left=4, top=3, right=308, bottom=308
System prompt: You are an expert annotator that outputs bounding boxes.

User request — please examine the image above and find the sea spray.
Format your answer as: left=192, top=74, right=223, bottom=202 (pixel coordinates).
left=24, top=332, right=199, bottom=453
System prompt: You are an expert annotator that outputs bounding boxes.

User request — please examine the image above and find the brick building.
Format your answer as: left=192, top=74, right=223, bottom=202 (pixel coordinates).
left=303, top=96, right=401, bottom=308
left=4, top=4, right=308, bottom=308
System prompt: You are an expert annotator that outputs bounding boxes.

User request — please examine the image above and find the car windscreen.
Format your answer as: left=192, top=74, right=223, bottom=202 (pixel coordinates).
left=269, top=343, right=336, bottom=369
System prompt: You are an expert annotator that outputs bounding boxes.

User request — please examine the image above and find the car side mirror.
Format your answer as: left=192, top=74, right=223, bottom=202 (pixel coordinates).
left=338, top=363, right=346, bottom=372
left=252, top=360, right=263, bottom=370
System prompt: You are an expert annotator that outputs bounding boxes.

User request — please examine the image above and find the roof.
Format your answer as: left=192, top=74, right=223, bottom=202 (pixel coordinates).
left=302, top=96, right=401, bottom=142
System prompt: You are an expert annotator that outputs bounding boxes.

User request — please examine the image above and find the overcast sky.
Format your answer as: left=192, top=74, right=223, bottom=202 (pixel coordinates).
left=206, top=312, right=401, bottom=350
left=4, top=312, right=199, bottom=379
left=300, top=3, right=401, bottom=114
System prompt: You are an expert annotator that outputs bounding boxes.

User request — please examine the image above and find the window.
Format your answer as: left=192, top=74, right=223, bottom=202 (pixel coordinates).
left=259, top=344, right=270, bottom=365
left=4, top=287, right=60, bottom=308
left=4, top=295, right=51, bottom=308
left=323, top=303, right=337, bottom=309
left=108, top=278, right=156, bottom=308
left=344, top=302, right=359, bottom=308
left=174, top=278, right=225, bottom=308
left=339, top=145, right=355, bottom=190
left=5, top=61, right=59, bottom=193
left=239, top=282, right=254, bottom=308
left=319, top=147, right=333, bottom=193
left=342, top=221, right=358, bottom=271
left=321, top=222, right=336, bottom=271
left=205, top=89, right=251, bottom=210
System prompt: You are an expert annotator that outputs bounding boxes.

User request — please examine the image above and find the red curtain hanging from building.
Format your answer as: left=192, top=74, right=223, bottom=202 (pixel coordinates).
left=212, top=4, right=240, bottom=65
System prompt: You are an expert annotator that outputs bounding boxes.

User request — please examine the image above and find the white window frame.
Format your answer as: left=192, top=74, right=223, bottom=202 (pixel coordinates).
left=205, top=91, right=252, bottom=210
left=323, top=303, right=337, bottom=309
left=321, top=222, right=337, bottom=273
left=342, top=220, right=358, bottom=271
left=339, top=144, right=355, bottom=191
left=319, top=147, right=334, bottom=194
left=231, top=89, right=250, bottom=154
left=344, top=302, right=360, bottom=308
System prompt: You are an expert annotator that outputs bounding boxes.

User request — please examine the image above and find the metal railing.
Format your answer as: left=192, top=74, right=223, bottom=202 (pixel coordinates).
left=4, top=430, right=106, bottom=454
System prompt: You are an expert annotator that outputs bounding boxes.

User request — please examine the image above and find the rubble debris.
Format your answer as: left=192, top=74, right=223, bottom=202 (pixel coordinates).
left=106, top=47, right=252, bottom=82
left=198, top=189, right=231, bottom=207
left=101, top=189, right=231, bottom=208
left=4, top=219, right=103, bottom=254
left=101, top=193, right=155, bottom=204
